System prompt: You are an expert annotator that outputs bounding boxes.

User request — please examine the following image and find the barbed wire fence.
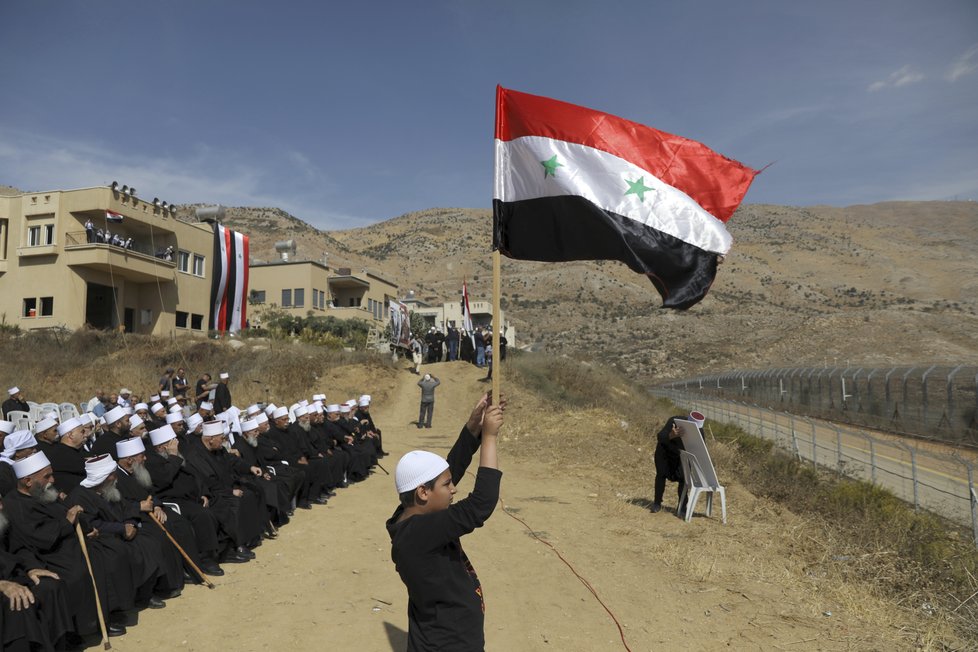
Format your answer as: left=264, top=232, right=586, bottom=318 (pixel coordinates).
left=651, top=388, right=978, bottom=548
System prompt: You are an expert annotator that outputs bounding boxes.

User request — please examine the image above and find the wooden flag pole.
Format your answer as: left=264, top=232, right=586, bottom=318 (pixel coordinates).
left=491, top=250, right=501, bottom=403
left=75, top=522, right=111, bottom=650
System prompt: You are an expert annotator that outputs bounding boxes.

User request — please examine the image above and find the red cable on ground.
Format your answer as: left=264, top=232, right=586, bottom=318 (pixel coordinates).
left=497, top=496, right=634, bottom=652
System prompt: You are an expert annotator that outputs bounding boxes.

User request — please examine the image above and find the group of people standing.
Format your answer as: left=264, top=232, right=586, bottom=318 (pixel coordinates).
left=409, top=325, right=507, bottom=371
left=0, top=374, right=388, bottom=650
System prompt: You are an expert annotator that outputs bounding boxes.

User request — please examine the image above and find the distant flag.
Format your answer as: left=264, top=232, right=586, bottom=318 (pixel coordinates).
left=105, top=210, right=124, bottom=223
left=210, top=224, right=249, bottom=333
left=461, top=280, right=475, bottom=333
left=492, top=86, right=758, bottom=309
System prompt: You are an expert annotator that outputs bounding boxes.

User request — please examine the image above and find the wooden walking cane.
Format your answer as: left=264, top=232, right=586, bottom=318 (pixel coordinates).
left=75, top=522, right=111, bottom=650
left=148, top=512, right=216, bottom=589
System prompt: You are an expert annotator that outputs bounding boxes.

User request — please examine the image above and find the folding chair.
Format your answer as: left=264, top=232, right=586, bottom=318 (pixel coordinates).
left=27, top=403, right=43, bottom=423
left=6, top=410, right=33, bottom=431
left=59, top=402, right=80, bottom=421
left=678, top=450, right=727, bottom=524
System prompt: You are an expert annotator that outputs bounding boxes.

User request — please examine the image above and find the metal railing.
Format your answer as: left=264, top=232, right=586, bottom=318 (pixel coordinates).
left=653, top=389, right=978, bottom=547
left=660, top=365, right=978, bottom=446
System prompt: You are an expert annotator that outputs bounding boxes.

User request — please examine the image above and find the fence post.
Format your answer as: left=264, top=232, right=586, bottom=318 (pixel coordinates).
left=811, top=421, right=817, bottom=469
left=898, top=442, right=920, bottom=511
left=953, top=454, right=978, bottom=548
left=833, top=425, right=843, bottom=474
left=790, top=414, right=800, bottom=459
left=866, top=434, right=877, bottom=484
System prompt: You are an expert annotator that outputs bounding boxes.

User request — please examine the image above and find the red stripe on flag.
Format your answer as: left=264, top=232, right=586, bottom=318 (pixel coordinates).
left=240, top=234, right=249, bottom=330
left=494, top=85, right=756, bottom=222
left=218, top=226, right=232, bottom=331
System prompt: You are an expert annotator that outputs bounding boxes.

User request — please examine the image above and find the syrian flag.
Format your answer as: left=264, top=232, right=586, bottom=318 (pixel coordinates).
left=461, top=280, right=475, bottom=333
left=493, top=86, right=758, bottom=309
left=209, top=224, right=249, bottom=333
left=105, top=211, right=125, bottom=223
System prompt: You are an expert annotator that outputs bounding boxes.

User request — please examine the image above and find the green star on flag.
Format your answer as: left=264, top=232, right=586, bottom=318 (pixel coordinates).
left=625, top=176, right=654, bottom=202
left=541, top=155, right=563, bottom=178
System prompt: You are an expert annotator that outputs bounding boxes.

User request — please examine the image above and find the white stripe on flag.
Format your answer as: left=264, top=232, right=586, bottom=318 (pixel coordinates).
left=212, top=226, right=229, bottom=329
left=229, top=231, right=246, bottom=333
left=494, top=136, right=732, bottom=254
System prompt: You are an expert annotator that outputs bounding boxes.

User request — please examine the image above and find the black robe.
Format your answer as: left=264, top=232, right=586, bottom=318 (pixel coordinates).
left=43, top=443, right=88, bottom=495
left=213, top=383, right=232, bottom=415
left=185, top=446, right=264, bottom=547
left=2, top=490, right=131, bottom=633
left=232, top=439, right=293, bottom=526
left=1, top=398, right=29, bottom=420
left=0, top=536, right=71, bottom=651
left=90, top=429, right=127, bottom=459
left=324, top=419, right=371, bottom=481
left=144, top=449, right=221, bottom=561
left=0, top=461, right=16, bottom=497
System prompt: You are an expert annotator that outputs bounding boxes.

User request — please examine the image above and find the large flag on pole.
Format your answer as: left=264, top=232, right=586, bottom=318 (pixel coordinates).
left=492, top=86, right=758, bottom=309
left=209, top=224, right=249, bottom=333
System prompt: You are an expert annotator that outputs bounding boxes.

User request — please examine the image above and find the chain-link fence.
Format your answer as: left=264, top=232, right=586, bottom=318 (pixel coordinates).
left=652, top=389, right=978, bottom=548
left=660, top=365, right=978, bottom=446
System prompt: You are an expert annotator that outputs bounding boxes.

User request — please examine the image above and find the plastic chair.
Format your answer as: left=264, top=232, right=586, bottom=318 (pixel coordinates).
left=6, top=410, right=33, bottom=431
left=678, top=450, right=727, bottom=524
left=59, top=402, right=79, bottom=420
left=27, top=403, right=43, bottom=423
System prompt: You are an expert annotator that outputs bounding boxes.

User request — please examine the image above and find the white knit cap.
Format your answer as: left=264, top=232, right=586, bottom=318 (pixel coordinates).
left=104, top=406, right=126, bottom=425
left=312, top=394, right=326, bottom=402
left=395, top=450, right=449, bottom=494
left=202, top=421, right=224, bottom=437
left=339, top=404, right=351, bottom=413
left=116, top=437, right=145, bottom=459
left=149, top=394, right=160, bottom=402
left=689, top=411, right=706, bottom=429
left=7, top=387, right=19, bottom=396
left=129, top=415, right=145, bottom=430
left=272, top=407, right=289, bottom=420
left=326, top=404, right=340, bottom=414
left=165, top=412, right=184, bottom=424
left=57, top=417, right=84, bottom=437
left=151, top=402, right=165, bottom=414
left=149, top=425, right=176, bottom=446
left=0, top=420, right=15, bottom=435
left=80, top=454, right=117, bottom=488
left=359, top=394, right=371, bottom=403
left=168, top=405, right=183, bottom=414
left=34, top=417, right=58, bottom=434
left=199, top=401, right=213, bottom=411
left=13, top=451, right=50, bottom=479
left=161, top=390, right=171, bottom=398
left=255, top=413, right=269, bottom=425
left=264, top=403, right=277, bottom=415
left=246, top=404, right=260, bottom=416
left=358, top=397, right=370, bottom=407
left=134, top=403, right=149, bottom=412
left=167, top=397, right=178, bottom=406
left=240, top=418, right=258, bottom=433
left=294, top=405, right=308, bottom=417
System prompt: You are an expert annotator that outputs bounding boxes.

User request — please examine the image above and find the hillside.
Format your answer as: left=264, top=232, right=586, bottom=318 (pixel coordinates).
left=227, top=201, right=978, bottom=381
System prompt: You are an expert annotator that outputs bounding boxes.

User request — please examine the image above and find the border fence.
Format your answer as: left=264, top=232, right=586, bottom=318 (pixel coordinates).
left=659, top=365, right=978, bottom=446
left=652, top=389, right=978, bottom=548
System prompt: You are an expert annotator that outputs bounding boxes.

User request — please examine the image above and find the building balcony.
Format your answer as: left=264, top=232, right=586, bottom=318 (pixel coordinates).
left=63, top=232, right=176, bottom=283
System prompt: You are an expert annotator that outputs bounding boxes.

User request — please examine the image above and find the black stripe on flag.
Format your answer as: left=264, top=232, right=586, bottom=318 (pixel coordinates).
left=493, top=196, right=720, bottom=309
left=209, top=224, right=223, bottom=331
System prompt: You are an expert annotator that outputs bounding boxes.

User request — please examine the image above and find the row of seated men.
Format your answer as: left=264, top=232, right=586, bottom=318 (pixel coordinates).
left=0, top=391, right=388, bottom=650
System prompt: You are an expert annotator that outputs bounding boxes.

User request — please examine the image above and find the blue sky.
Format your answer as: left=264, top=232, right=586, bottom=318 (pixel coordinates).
left=1, top=1, right=976, bottom=229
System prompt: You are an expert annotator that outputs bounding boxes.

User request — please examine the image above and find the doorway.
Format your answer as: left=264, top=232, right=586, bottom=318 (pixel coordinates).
left=85, top=282, right=117, bottom=330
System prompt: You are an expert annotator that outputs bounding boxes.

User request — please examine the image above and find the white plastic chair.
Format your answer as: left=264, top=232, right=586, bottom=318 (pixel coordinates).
left=6, top=410, right=33, bottom=431
left=27, top=403, right=43, bottom=423
left=678, top=450, right=727, bottom=524
left=59, top=402, right=79, bottom=421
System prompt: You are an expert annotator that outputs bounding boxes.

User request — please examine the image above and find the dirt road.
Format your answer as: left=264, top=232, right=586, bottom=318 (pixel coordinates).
left=103, top=361, right=922, bottom=651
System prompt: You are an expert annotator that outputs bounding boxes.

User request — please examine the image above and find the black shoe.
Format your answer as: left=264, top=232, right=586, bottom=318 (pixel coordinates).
left=199, top=563, right=224, bottom=576
left=236, top=545, right=256, bottom=559
left=297, top=501, right=313, bottom=510
left=312, top=496, right=329, bottom=505
left=107, top=623, right=127, bottom=637
left=222, top=551, right=251, bottom=564
left=425, top=425, right=432, bottom=429
left=143, top=596, right=166, bottom=609
left=156, top=588, right=182, bottom=600
left=650, top=503, right=662, bottom=513
left=325, top=490, right=337, bottom=497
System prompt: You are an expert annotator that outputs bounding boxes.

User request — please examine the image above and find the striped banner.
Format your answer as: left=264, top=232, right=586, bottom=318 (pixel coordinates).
left=210, top=224, right=249, bottom=333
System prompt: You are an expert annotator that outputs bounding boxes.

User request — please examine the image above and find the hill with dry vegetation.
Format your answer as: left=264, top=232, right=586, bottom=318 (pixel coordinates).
left=222, top=200, right=978, bottom=382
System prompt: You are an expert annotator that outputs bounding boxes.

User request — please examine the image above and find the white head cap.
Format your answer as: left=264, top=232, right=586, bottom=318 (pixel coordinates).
left=240, top=419, right=258, bottom=433
left=2, top=430, right=37, bottom=460
left=116, top=437, right=145, bottom=459
left=264, top=403, right=277, bottom=415
left=219, top=372, right=229, bottom=380
left=255, top=413, right=269, bottom=425
left=151, top=403, right=165, bottom=415
left=272, top=407, right=289, bottom=420
left=128, top=415, right=145, bottom=430
left=294, top=405, right=308, bottom=417
left=13, top=451, right=50, bottom=479
left=199, top=401, right=213, bottom=411
left=57, top=417, right=84, bottom=437
left=395, top=450, right=449, bottom=493
left=80, top=454, right=117, bottom=488
left=34, top=417, right=58, bottom=434
left=0, top=420, right=15, bottom=435
left=186, top=413, right=204, bottom=433
left=149, top=425, right=177, bottom=446
left=134, top=403, right=149, bottom=412
left=326, top=404, right=340, bottom=414
left=104, top=406, right=126, bottom=425
left=165, top=412, right=184, bottom=425
left=7, top=387, right=20, bottom=396
left=202, top=421, right=224, bottom=437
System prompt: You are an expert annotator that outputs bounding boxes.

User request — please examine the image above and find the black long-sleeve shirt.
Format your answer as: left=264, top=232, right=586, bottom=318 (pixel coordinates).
left=386, top=425, right=501, bottom=652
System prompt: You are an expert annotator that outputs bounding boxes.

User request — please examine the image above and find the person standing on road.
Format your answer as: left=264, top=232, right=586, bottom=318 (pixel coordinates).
left=416, top=374, right=440, bottom=429
left=387, top=393, right=504, bottom=652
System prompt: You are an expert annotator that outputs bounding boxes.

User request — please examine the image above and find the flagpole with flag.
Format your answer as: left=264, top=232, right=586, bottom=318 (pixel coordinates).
left=492, top=85, right=758, bottom=310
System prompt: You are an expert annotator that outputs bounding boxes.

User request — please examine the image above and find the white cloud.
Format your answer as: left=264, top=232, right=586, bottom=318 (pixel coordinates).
left=946, top=43, right=978, bottom=82
left=867, top=65, right=925, bottom=92
left=0, top=128, right=368, bottom=229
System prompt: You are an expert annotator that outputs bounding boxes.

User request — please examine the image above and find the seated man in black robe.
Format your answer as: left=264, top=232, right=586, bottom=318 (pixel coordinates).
left=4, top=451, right=130, bottom=637
left=144, top=426, right=240, bottom=567
left=2, top=387, right=30, bottom=421
left=232, top=419, right=292, bottom=531
left=44, top=417, right=92, bottom=497
left=0, top=493, right=71, bottom=652
left=355, top=395, right=388, bottom=457
left=90, top=406, right=130, bottom=458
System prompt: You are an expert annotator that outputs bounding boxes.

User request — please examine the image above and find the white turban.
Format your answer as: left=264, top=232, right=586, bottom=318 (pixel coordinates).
left=80, top=454, right=117, bottom=488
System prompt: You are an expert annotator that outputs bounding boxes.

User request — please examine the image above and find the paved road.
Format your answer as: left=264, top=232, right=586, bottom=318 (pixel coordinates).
left=656, top=391, right=978, bottom=532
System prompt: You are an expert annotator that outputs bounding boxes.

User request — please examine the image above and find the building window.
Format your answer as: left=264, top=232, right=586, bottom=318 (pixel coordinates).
left=27, top=226, right=42, bottom=246
left=23, top=298, right=36, bottom=317
left=192, top=254, right=205, bottom=277
left=40, top=297, right=53, bottom=317
left=177, top=251, right=190, bottom=273
left=282, top=289, right=292, bottom=307
left=348, top=297, right=362, bottom=307
left=250, top=290, right=265, bottom=304
left=44, top=224, right=54, bottom=244
left=191, top=313, right=203, bottom=330
left=176, top=311, right=188, bottom=329
left=294, top=288, right=304, bottom=308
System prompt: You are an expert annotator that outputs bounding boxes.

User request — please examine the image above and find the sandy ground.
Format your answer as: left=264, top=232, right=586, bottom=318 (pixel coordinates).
left=98, top=361, right=928, bottom=652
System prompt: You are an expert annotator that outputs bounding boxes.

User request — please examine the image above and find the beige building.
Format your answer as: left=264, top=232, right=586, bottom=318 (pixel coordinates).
left=248, top=260, right=398, bottom=325
left=406, top=298, right=516, bottom=347
left=0, top=185, right=220, bottom=336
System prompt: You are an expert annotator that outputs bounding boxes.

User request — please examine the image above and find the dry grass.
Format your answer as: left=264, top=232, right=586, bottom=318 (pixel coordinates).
left=504, top=353, right=978, bottom=649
